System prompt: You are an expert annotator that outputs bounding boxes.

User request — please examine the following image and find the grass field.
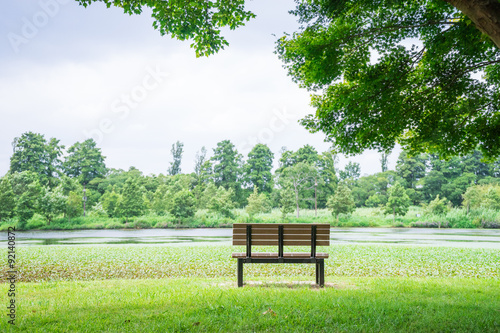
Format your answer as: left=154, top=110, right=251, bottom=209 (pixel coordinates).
left=1, top=244, right=499, bottom=332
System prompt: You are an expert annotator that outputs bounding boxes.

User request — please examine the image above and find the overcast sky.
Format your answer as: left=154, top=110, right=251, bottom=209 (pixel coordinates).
left=0, top=0, right=400, bottom=177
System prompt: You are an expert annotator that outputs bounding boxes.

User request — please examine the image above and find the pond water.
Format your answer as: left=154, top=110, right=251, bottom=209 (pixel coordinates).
left=2, top=228, right=500, bottom=248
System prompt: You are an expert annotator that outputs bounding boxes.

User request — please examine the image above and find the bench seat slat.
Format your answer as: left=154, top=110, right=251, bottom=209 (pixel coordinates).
left=233, top=240, right=330, bottom=246
left=232, top=234, right=330, bottom=241
left=232, top=252, right=329, bottom=259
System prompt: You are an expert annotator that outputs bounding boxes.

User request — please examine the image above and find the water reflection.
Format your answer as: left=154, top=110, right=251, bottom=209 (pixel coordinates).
left=1, top=228, right=499, bottom=248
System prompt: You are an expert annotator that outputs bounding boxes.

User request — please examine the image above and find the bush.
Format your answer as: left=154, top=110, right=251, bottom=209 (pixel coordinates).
left=105, top=222, right=124, bottom=229
left=26, top=214, right=47, bottom=230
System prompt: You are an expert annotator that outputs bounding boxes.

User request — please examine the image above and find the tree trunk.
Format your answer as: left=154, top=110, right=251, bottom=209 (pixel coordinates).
left=446, top=0, right=500, bottom=48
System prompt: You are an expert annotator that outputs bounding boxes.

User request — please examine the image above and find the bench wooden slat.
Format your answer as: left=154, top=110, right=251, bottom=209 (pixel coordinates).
left=232, top=252, right=329, bottom=259
left=232, top=234, right=330, bottom=241
left=233, top=240, right=330, bottom=246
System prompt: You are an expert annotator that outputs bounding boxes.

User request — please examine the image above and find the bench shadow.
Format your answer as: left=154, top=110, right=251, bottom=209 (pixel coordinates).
left=219, top=281, right=355, bottom=290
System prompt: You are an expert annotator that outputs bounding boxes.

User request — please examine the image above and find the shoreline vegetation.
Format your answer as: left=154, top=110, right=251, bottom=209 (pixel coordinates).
left=1, top=207, right=499, bottom=232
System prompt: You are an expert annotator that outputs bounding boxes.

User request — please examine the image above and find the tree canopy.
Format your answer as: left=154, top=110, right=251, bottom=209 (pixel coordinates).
left=276, top=0, right=500, bottom=159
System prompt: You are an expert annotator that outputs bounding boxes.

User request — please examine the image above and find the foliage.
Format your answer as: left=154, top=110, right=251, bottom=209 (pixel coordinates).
left=10, top=132, right=64, bottom=188
left=277, top=162, right=318, bottom=217
left=101, top=190, right=122, bottom=217
left=327, top=182, right=355, bottom=219
left=0, top=176, right=15, bottom=221
left=384, top=181, right=411, bottom=222
left=463, top=184, right=500, bottom=211
left=116, top=178, right=146, bottom=219
left=277, top=1, right=500, bottom=159
left=211, top=140, right=243, bottom=204
left=66, top=191, right=83, bottom=222
left=244, top=143, right=274, bottom=193
left=207, top=186, right=235, bottom=218
left=245, top=187, right=270, bottom=220
left=168, top=190, right=196, bottom=220
left=63, top=139, right=107, bottom=185
left=167, top=141, right=184, bottom=176
left=425, top=195, right=450, bottom=216
left=38, top=187, right=67, bottom=224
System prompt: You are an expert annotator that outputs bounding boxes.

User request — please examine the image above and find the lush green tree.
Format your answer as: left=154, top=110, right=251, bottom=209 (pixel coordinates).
left=207, top=186, right=235, bottom=218
left=10, top=132, right=64, bottom=188
left=101, top=190, right=122, bottom=218
left=381, top=151, right=390, bottom=173
left=277, top=1, right=500, bottom=159
left=78, top=0, right=255, bottom=57
left=64, top=139, right=107, bottom=186
left=66, top=191, right=83, bottom=222
left=38, top=187, right=66, bottom=224
left=396, top=151, right=427, bottom=189
left=326, top=182, right=355, bottom=220
left=316, top=150, right=339, bottom=208
left=168, top=141, right=184, bottom=176
left=384, top=182, right=411, bottom=223
left=200, top=182, right=218, bottom=209
left=168, top=190, right=196, bottom=220
left=0, top=176, right=16, bottom=221
left=116, top=178, right=146, bottom=220
left=279, top=187, right=296, bottom=220
left=277, top=162, right=318, bottom=218
left=483, top=187, right=500, bottom=210
left=277, top=144, right=319, bottom=172
left=244, top=144, right=274, bottom=194
left=339, top=161, right=361, bottom=182
left=245, top=187, right=270, bottom=220
left=211, top=140, right=243, bottom=203
left=365, top=193, right=385, bottom=208
left=426, top=195, right=450, bottom=216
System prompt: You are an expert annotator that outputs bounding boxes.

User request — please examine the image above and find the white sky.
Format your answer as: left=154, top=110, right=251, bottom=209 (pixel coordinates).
left=0, top=0, right=400, bottom=177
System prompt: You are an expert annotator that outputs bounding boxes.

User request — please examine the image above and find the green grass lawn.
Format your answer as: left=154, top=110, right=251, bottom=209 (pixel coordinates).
left=1, top=277, right=499, bottom=332
left=1, top=244, right=499, bottom=332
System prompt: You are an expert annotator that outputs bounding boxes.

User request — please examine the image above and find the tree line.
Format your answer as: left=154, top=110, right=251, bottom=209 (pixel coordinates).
left=0, top=131, right=499, bottom=228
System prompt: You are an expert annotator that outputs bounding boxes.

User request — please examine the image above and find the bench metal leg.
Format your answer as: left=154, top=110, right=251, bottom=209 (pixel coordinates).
left=237, top=259, right=244, bottom=287
left=318, top=259, right=325, bottom=287
left=315, top=262, right=320, bottom=285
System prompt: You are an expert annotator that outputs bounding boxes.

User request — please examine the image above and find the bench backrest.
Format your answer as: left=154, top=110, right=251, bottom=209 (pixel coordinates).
left=232, top=223, right=330, bottom=257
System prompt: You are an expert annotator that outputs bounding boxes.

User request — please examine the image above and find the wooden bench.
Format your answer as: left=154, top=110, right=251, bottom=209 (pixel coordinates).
left=231, top=223, right=330, bottom=287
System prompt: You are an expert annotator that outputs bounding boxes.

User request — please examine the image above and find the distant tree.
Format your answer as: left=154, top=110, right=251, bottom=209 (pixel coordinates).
left=194, top=146, right=207, bottom=181
left=207, top=186, right=235, bottom=218
left=316, top=150, right=339, bottom=209
left=101, top=190, right=122, bottom=218
left=116, top=178, right=146, bottom=220
left=365, top=193, right=384, bottom=208
left=384, top=182, right=411, bottom=223
left=426, top=195, right=450, bottom=216
left=200, top=182, right=218, bottom=209
left=277, top=162, right=318, bottom=218
left=279, top=187, right=295, bottom=220
left=66, top=191, right=83, bottom=222
left=277, top=144, right=319, bottom=172
left=10, top=132, right=64, bottom=188
left=396, top=151, right=427, bottom=189
left=339, top=161, right=361, bottom=182
left=168, top=190, right=196, bottom=220
left=326, top=182, right=355, bottom=220
left=244, top=144, right=274, bottom=194
left=10, top=171, right=42, bottom=228
left=168, top=141, right=184, bottom=176
left=64, top=139, right=107, bottom=186
left=38, top=187, right=66, bottom=225
left=483, top=187, right=500, bottom=211
left=211, top=140, right=243, bottom=204
left=0, top=177, right=16, bottom=221
left=246, top=187, right=269, bottom=220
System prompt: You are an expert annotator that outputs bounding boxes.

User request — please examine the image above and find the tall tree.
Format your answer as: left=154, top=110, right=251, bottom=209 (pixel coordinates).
left=380, top=151, right=390, bottom=173
left=384, top=182, right=411, bottom=223
left=194, top=146, right=207, bottom=180
left=339, top=161, right=361, bottom=182
left=277, top=162, right=318, bottom=218
left=277, top=1, right=500, bottom=159
left=396, top=151, right=428, bottom=189
left=63, top=139, right=107, bottom=186
left=327, top=182, right=356, bottom=220
left=10, top=132, right=64, bottom=188
left=244, top=143, right=274, bottom=194
left=211, top=140, right=243, bottom=203
left=168, top=141, right=184, bottom=176
left=116, top=178, right=146, bottom=220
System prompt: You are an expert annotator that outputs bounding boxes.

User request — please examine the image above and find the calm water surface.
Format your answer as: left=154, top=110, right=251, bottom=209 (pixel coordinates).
left=2, top=228, right=500, bottom=248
